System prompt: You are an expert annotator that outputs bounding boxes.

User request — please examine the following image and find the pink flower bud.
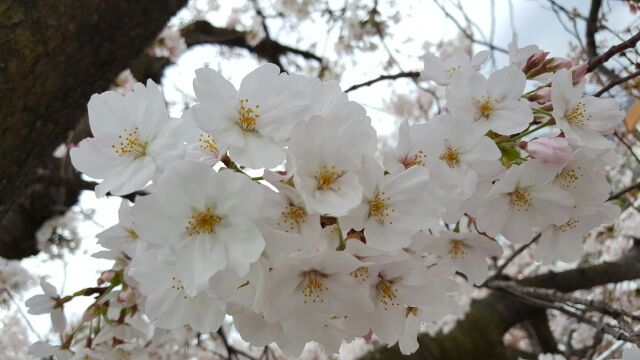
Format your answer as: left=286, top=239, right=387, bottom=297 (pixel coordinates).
left=99, top=270, right=116, bottom=284
left=571, top=63, right=588, bottom=84
left=522, top=51, right=549, bottom=73
left=546, top=57, right=573, bottom=72
left=524, top=137, right=573, bottom=166
left=527, top=87, right=552, bottom=104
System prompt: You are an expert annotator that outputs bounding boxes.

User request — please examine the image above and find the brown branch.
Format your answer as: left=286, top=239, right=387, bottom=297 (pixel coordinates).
left=344, top=71, right=420, bottom=93
left=608, top=181, right=640, bottom=201
left=587, top=30, right=640, bottom=75
left=593, top=69, right=640, bottom=97
left=490, top=234, right=541, bottom=280
left=614, top=131, right=640, bottom=166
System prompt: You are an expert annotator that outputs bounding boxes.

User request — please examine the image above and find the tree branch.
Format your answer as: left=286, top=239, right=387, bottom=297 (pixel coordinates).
left=344, top=71, right=420, bottom=92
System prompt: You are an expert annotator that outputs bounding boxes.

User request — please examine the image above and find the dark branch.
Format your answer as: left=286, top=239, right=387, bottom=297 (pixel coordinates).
left=344, top=71, right=420, bottom=92
left=587, top=30, right=640, bottom=75
left=593, top=69, right=640, bottom=97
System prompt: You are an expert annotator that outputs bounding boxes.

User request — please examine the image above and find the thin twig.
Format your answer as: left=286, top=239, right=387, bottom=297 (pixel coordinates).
left=493, top=234, right=541, bottom=278
left=614, top=131, right=640, bottom=166
left=344, top=71, right=420, bottom=92
left=608, top=181, right=640, bottom=201
left=588, top=30, right=640, bottom=74
left=594, top=69, right=640, bottom=97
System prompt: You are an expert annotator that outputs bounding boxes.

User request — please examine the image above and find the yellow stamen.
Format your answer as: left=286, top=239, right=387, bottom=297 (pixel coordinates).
left=369, top=192, right=393, bottom=224
left=448, top=239, right=467, bottom=259
left=277, top=205, right=306, bottom=232
left=314, top=165, right=345, bottom=190
left=112, top=127, right=147, bottom=158
left=475, top=96, right=494, bottom=119
left=402, top=150, right=426, bottom=169
left=376, top=277, right=399, bottom=310
left=300, top=270, right=328, bottom=303
left=509, top=187, right=532, bottom=211
left=439, top=146, right=460, bottom=168
left=186, top=207, right=221, bottom=236
left=565, top=101, right=591, bottom=126
left=198, top=133, right=218, bottom=156
left=238, top=98, right=260, bottom=132
left=557, top=167, right=581, bottom=189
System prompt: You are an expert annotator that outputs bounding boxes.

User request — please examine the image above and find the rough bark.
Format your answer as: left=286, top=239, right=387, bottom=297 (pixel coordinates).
left=0, top=0, right=186, bottom=258
left=360, top=241, right=640, bottom=360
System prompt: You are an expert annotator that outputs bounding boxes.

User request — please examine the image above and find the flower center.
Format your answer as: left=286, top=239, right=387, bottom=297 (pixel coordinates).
left=402, top=150, right=426, bottom=169
left=277, top=205, right=306, bottom=232
left=238, top=98, right=260, bottom=132
left=439, top=146, right=460, bottom=168
left=369, top=193, right=393, bottom=224
left=557, top=218, right=579, bottom=232
left=376, top=277, right=399, bottom=310
left=475, top=96, right=494, bottom=119
left=445, top=65, right=462, bottom=76
left=186, top=207, right=221, bottom=236
left=198, top=133, right=219, bottom=156
left=300, top=270, right=328, bottom=303
left=565, top=101, right=591, bottom=126
left=350, top=266, right=369, bottom=283
left=557, top=167, right=581, bottom=189
left=126, top=229, right=139, bottom=240
left=170, top=276, right=188, bottom=300
left=447, top=239, right=467, bottom=259
left=112, top=127, right=147, bottom=158
left=314, top=165, right=345, bottom=190
left=509, top=187, right=532, bottom=210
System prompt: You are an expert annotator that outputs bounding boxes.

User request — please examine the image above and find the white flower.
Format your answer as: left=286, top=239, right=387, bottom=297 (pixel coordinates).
left=182, top=109, right=227, bottom=166
left=70, top=79, right=185, bottom=197
left=421, top=231, right=502, bottom=284
left=552, top=69, right=624, bottom=148
left=549, top=148, right=612, bottom=210
left=447, top=65, right=532, bottom=135
left=343, top=251, right=456, bottom=346
left=96, top=199, right=140, bottom=260
left=288, top=108, right=377, bottom=216
left=28, top=341, right=73, bottom=360
left=419, top=115, right=501, bottom=198
left=536, top=204, right=619, bottom=263
left=260, top=248, right=373, bottom=326
left=421, top=50, right=490, bottom=85
left=128, top=249, right=226, bottom=332
left=476, top=161, right=574, bottom=243
left=191, top=64, right=307, bottom=169
left=132, top=161, right=265, bottom=295
left=341, top=156, right=437, bottom=251
left=25, top=279, right=66, bottom=334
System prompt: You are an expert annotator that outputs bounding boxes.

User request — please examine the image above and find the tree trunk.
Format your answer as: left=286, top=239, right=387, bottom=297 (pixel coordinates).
left=0, top=0, right=186, bottom=258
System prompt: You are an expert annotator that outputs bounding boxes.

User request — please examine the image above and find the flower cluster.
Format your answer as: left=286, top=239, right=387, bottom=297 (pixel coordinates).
left=29, top=38, right=623, bottom=358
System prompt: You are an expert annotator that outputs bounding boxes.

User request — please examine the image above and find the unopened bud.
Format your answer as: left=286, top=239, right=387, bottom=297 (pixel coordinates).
left=527, top=87, right=552, bottom=104
left=571, top=63, right=588, bottom=85
left=522, top=51, right=549, bottom=73
left=98, top=270, right=116, bottom=285
left=523, top=137, right=573, bottom=166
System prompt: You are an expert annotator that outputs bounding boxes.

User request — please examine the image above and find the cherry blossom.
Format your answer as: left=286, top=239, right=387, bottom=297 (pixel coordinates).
left=70, top=80, right=185, bottom=197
